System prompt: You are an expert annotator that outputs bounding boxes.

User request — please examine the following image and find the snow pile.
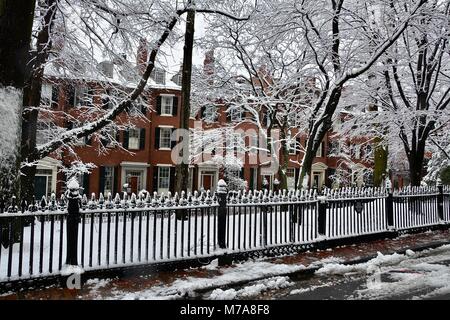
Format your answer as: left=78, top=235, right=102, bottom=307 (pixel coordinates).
left=85, top=278, right=111, bottom=291
left=208, top=276, right=293, bottom=300
left=60, top=265, right=85, bottom=276
left=315, top=251, right=410, bottom=276
left=108, top=261, right=305, bottom=300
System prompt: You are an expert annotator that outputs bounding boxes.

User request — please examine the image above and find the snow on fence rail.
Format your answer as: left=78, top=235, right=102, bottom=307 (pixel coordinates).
left=1, top=181, right=450, bottom=283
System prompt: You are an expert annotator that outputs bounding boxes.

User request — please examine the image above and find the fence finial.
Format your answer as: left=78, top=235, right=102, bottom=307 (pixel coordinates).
left=217, top=179, right=227, bottom=194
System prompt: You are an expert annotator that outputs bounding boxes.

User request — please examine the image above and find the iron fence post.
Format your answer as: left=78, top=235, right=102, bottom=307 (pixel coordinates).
left=437, top=179, right=444, bottom=221
left=385, top=179, right=394, bottom=228
left=217, top=180, right=227, bottom=249
left=317, top=195, right=327, bottom=236
left=66, top=178, right=81, bottom=266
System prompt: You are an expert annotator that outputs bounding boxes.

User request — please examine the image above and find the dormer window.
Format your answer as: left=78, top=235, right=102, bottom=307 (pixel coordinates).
left=151, top=68, right=166, bottom=84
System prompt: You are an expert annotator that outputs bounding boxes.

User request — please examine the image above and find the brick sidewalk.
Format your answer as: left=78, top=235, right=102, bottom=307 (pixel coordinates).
left=1, top=228, right=449, bottom=300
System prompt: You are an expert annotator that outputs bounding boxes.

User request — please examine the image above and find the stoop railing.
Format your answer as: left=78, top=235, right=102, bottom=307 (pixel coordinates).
left=1, top=179, right=450, bottom=285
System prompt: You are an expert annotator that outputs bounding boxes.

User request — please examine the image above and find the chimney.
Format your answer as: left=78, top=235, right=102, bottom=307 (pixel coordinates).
left=203, top=50, right=215, bottom=77
left=136, top=38, right=148, bottom=75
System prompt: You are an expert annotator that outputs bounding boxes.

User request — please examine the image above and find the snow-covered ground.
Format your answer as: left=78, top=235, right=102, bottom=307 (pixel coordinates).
left=100, top=260, right=305, bottom=300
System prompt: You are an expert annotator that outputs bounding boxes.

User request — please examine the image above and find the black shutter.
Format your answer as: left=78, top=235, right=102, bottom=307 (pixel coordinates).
left=240, top=168, right=245, bottom=179
left=171, top=128, right=176, bottom=149
left=123, top=129, right=129, bottom=149
left=99, top=166, right=105, bottom=194
left=140, top=104, right=147, bottom=115
left=172, top=97, right=178, bottom=116
left=249, top=168, right=255, bottom=190
left=85, top=135, right=92, bottom=145
left=51, top=86, right=59, bottom=108
left=113, top=166, right=119, bottom=196
left=155, top=127, right=160, bottom=149
left=67, top=85, right=75, bottom=107
left=102, top=95, right=110, bottom=110
left=115, top=130, right=120, bottom=145
left=326, top=168, right=335, bottom=188
left=321, top=142, right=325, bottom=157
left=296, top=138, right=301, bottom=155
left=156, top=96, right=162, bottom=115
left=200, top=106, right=205, bottom=119
left=294, top=168, right=300, bottom=190
left=226, top=110, right=231, bottom=122
left=83, top=174, right=89, bottom=196
left=87, top=88, right=94, bottom=107
left=169, top=167, right=175, bottom=191
left=262, top=111, right=267, bottom=126
left=152, top=167, right=159, bottom=193
left=139, top=128, right=146, bottom=150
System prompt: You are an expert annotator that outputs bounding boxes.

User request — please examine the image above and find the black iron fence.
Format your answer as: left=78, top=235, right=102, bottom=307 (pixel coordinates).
left=1, top=181, right=450, bottom=284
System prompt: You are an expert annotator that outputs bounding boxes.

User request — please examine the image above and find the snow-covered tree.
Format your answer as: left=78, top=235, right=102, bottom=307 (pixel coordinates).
left=0, top=0, right=36, bottom=199
left=198, top=0, right=427, bottom=189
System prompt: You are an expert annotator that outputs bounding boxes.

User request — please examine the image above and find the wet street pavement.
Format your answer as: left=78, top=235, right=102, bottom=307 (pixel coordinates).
left=255, top=245, right=450, bottom=300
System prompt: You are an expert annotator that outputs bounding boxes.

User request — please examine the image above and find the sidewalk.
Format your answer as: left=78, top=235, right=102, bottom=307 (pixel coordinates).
left=1, top=228, right=449, bottom=300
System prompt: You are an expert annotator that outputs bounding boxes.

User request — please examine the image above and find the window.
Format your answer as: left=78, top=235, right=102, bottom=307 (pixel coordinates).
left=152, top=69, right=165, bottom=84
left=161, top=96, right=173, bottom=115
left=288, top=138, right=297, bottom=155
left=171, top=73, right=182, bottom=86
left=249, top=135, right=258, bottom=154
left=74, top=85, right=92, bottom=107
left=158, top=167, right=170, bottom=191
left=159, top=127, right=172, bottom=149
left=230, top=109, right=242, bottom=122
left=41, top=84, right=52, bottom=106
left=261, top=174, right=273, bottom=189
left=203, top=105, right=218, bottom=122
left=104, top=167, right=114, bottom=196
left=36, top=122, right=54, bottom=145
left=316, top=142, right=323, bottom=157
left=351, top=145, right=361, bottom=159
left=128, top=129, right=140, bottom=150
left=101, top=89, right=113, bottom=109
left=328, top=140, right=340, bottom=156
left=286, top=168, right=295, bottom=189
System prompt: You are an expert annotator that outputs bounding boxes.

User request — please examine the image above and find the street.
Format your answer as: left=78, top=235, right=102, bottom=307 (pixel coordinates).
left=251, top=245, right=450, bottom=300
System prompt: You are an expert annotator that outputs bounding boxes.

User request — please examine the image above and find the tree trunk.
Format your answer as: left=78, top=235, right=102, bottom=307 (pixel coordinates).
left=174, top=9, right=195, bottom=194
left=373, top=138, right=388, bottom=187
left=20, top=0, right=57, bottom=203
left=408, top=143, right=426, bottom=187
left=0, top=0, right=36, bottom=200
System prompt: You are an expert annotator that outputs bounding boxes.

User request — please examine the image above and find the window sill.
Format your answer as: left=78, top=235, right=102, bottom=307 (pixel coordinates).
left=158, top=147, right=172, bottom=151
left=160, top=114, right=173, bottom=117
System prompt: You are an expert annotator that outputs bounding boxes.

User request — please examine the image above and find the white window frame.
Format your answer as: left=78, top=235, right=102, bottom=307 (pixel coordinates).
left=315, top=142, right=323, bottom=157
left=288, top=138, right=297, bottom=155
left=159, top=127, right=172, bottom=149
left=41, top=83, right=53, bottom=106
left=161, top=96, right=173, bottom=116
left=230, top=109, right=242, bottom=122
left=286, top=168, right=295, bottom=189
left=249, top=135, right=258, bottom=154
left=74, top=85, right=88, bottom=107
left=157, top=166, right=171, bottom=193
left=103, top=167, right=114, bottom=197
left=128, top=128, right=140, bottom=150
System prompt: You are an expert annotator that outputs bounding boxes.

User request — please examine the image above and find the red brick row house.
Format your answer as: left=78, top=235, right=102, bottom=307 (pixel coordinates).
left=34, top=50, right=374, bottom=199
